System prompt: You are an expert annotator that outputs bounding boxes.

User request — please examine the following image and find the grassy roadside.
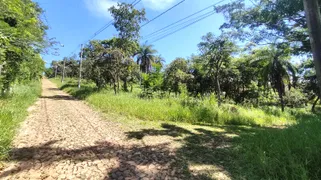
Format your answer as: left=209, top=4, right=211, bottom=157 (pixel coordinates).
left=0, top=81, right=41, bottom=161
left=51, top=78, right=303, bottom=127
left=51, top=78, right=321, bottom=179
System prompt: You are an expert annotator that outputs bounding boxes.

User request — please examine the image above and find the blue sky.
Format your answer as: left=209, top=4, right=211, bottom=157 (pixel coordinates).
left=35, top=0, right=229, bottom=66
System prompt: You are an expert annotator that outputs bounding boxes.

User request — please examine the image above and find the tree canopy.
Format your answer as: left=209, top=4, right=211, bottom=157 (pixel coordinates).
left=0, top=0, right=47, bottom=94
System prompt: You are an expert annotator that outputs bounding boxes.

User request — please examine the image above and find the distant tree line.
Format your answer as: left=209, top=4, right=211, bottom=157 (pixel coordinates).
left=46, top=1, right=321, bottom=112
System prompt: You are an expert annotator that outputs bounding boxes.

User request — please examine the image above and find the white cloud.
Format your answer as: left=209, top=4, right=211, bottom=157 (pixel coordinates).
left=142, top=0, right=177, bottom=11
left=84, top=0, right=118, bottom=19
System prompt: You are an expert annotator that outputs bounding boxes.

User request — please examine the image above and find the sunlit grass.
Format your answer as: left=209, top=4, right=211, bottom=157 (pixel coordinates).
left=236, top=115, right=321, bottom=179
left=0, top=81, right=41, bottom=161
left=52, top=78, right=301, bottom=127
left=51, top=78, right=321, bottom=179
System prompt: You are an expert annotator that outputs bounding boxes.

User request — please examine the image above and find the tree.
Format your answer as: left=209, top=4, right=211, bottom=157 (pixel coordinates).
left=251, top=45, right=296, bottom=112
left=198, top=33, right=236, bottom=106
left=216, top=0, right=313, bottom=54
left=83, top=40, right=138, bottom=93
left=51, top=61, right=60, bottom=78
left=141, top=63, right=164, bottom=94
left=136, top=44, right=158, bottom=73
left=101, top=37, right=139, bottom=57
left=303, top=0, right=321, bottom=100
left=154, top=55, right=165, bottom=69
left=109, top=3, right=146, bottom=42
left=163, top=58, right=191, bottom=96
left=299, top=59, right=319, bottom=112
left=0, top=0, right=47, bottom=94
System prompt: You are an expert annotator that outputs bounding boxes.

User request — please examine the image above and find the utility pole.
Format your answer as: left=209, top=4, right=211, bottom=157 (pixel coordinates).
left=55, top=65, right=58, bottom=79
left=61, top=58, right=66, bottom=83
left=304, top=0, right=321, bottom=97
left=78, top=44, right=83, bottom=88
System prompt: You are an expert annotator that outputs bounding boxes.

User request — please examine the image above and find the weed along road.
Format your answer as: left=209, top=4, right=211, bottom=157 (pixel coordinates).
left=0, top=79, right=190, bottom=180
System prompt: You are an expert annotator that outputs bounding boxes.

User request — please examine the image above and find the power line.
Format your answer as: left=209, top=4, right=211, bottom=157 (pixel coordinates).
left=89, top=0, right=142, bottom=42
left=143, top=0, right=224, bottom=39
left=145, top=0, right=226, bottom=43
left=141, top=0, right=186, bottom=28
left=144, top=10, right=215, bottom=40
left=132, top=0, right=142, bottom=6
left=145, top=11, right=215, bottom=40
left=68, top=0, right=142, bottom=57
left=149, top=11, right=217, bottom=44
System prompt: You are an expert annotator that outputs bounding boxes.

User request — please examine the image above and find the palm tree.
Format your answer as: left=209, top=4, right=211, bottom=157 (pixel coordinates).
left=136, top=44, right=157, bottom=73
left=252, top=46, right=296, bottom=112
left=154, top=55, right=165, bottom=69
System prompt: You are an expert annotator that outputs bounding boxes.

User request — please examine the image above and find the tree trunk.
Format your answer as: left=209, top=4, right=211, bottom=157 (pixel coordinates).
left=117, top=79, right=120, bottom=93
left=215, top=75, right=222, bottom=107
left=123, top=79, right=128, bottom=92
left=61, top=60, right=65, bottom=83
left=78, top=44, right=83, bottom=89
left=304, top=0, right=321, bottom=98
left=55, top=66, right=58, bottom=79
left=2, top=81, right=10, bottom=96
left=139, top=72, right=142, bottom=88
left=312, top=96, right=320, bottom=113
left=0, top=64, right=3, bottom=76
left=113, top=83, right=117, bottom=95
left=145, top=64, right=148, bottom=74
left=278, top=90, right=285, bottom=112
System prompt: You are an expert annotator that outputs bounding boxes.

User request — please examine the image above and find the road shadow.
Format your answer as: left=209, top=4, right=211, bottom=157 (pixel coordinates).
left=4, top=119, right=317, bottom=179
left=0, top=139, right=189, bottom=179
left=1, top=123, right=265, bottom=179
left=59, top=84, right=97, bottom=100
left=46, top=88, right=60, bottom=91
left=125, top=123, right=272, bottom=179
left=41, top=95, right=75, bottom=101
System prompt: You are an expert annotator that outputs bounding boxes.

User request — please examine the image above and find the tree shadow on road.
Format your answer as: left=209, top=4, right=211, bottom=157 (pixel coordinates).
left=0, top=139, right=188, bottom=179
left=125, top=123, right=273, bottom=179
left=0, top=123, right=279, bottom=179
left=41, top=95, right=76, bottom=100
left=59, top=84, right=97, bottom=100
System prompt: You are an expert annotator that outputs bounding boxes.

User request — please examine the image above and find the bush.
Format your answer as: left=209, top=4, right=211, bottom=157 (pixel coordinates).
left=284, top=88, right=307, bottom=108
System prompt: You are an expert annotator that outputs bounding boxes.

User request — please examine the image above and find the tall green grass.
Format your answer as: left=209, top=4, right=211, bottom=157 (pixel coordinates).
left=52, top=78, right=321, bottom=179
left=235, top=114, right=321, bottom=179
left=52, top=78, right=300, bottom=126
left=0, top=81, right=41, bottom=160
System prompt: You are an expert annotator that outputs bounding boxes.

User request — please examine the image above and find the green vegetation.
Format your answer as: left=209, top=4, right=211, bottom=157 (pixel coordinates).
left=0, top=0, right=318, bottom=178
left=46, top=1, right=321, bottom=178
left=0, top=0, right=48, bottom=94
left=46, top=1, right=321, bottom=177
left=0, top=0, right=47, bottom=162
left=0, top=81, right=41, bottom=160
left=51, top=78, right=321, bottom=179
left=127, top=114, right=321, bottom=179
left=237, top=116, right=321, bottom=179
left=52, top=78, right=302, bottom=126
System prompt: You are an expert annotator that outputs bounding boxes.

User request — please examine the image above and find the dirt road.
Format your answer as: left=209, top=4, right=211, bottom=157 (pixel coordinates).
left=0, top=79, right=185, bottom=180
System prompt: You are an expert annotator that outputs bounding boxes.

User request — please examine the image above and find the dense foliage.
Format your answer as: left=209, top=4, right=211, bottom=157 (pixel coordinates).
left=45, top=1, right=321, bottom=113
left=0, top=0, right=47, bottom=95
left=43, top=1, right=321, bottom=179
